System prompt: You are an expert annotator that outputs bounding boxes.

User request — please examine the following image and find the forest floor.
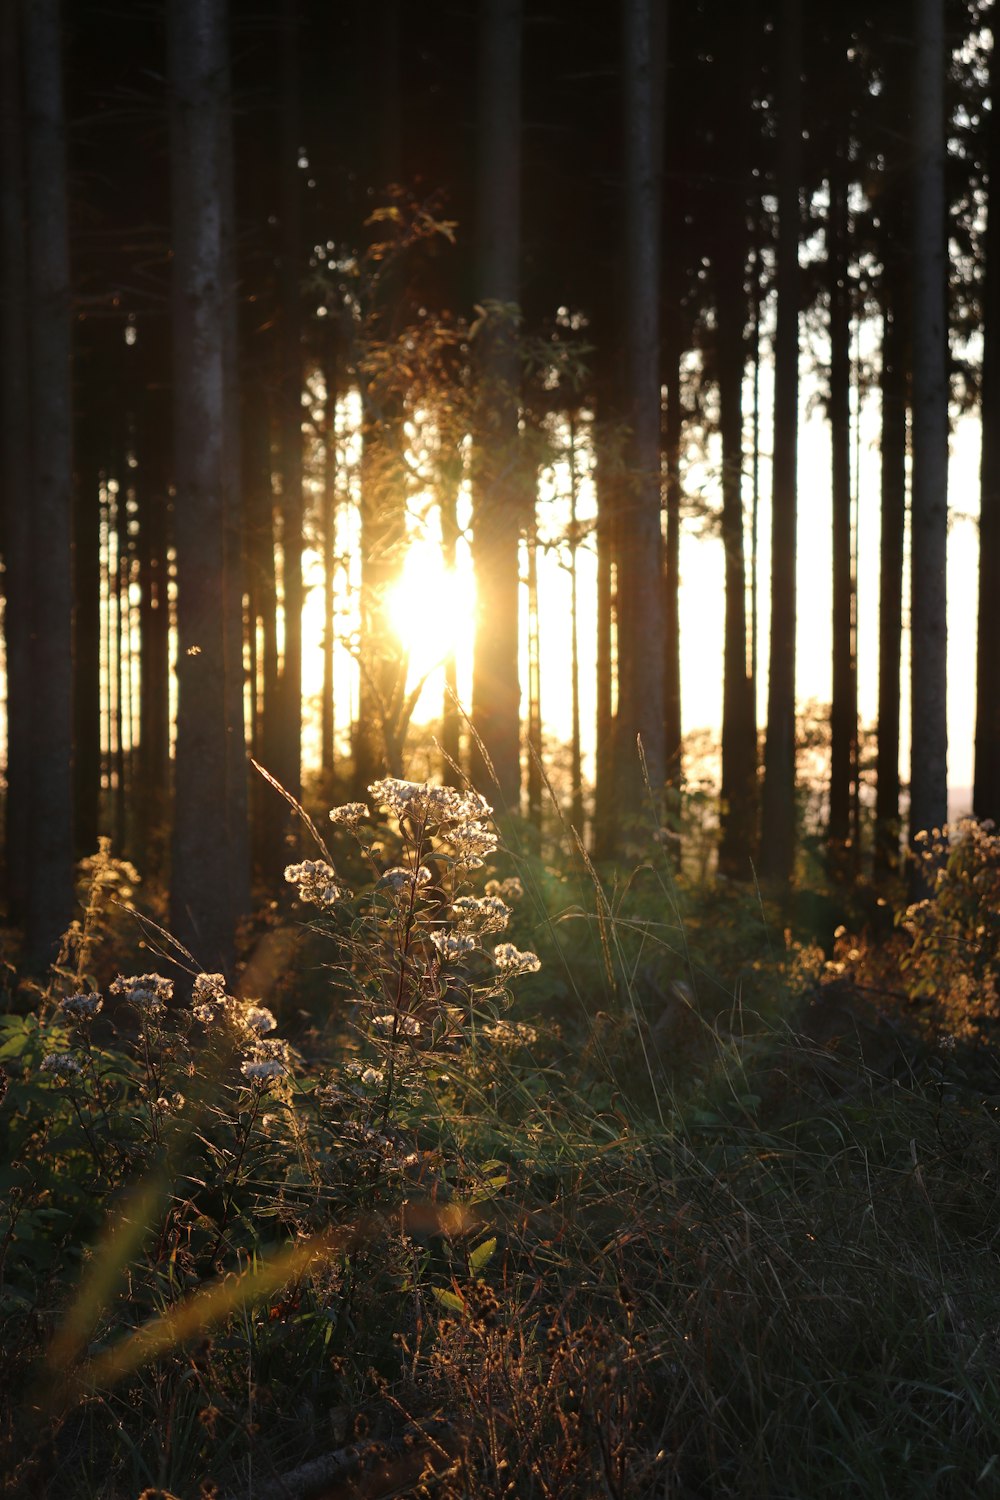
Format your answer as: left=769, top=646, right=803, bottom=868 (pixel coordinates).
left=3, top=806, right=1000, bottom=1499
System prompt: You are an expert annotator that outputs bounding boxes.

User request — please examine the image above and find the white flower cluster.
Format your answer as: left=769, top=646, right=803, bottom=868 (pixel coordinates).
left=372, top=1012, right=422, bottom=1038
left=452, top=895, right=511, bottom=933
left=367, top=778, right=493, bottom=828
left=328, top=801, right=370, bottom=827
left=485, top=876, right=523, bottom=903
left=377, top=865, right=432, bottom=893
left=240, top=1036, right=292, bottom=1085
left=59, top=992, right=103, bottom=1020
left=110, top=973, right=174, bottom=1013
left=450, top=821, right=498, bottom=869
left=243, top=1004, right=277, bottom=1036
left=284, top=859, right=344, bottom=907
left=432, top=930, right=477, bottom=961
left=41, top=1051, right=83, bottom=1078
left=493, top=943, right=541, bottom=976
left=192, top=972, right=230, bottom=1024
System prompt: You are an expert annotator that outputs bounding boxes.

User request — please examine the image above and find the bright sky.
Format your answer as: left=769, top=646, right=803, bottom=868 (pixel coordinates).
left=300, top=371, right=982, bottom=807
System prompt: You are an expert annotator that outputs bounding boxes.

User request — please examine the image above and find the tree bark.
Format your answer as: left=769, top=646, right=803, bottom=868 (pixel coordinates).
left=1, top=0, right=31, bottom=921
left=975, top=26, right=1000, bottom=824
left=168, top=0, right=242, bottom=975
left=909, top=0, right=949, bottom=847
left=470, top=0, right=523, bottom=812
left=22, top=0, right=75, bottom=966
left=828, top=139, right=855, bottom=851
left=760, top=0, right=802, bottom=886
left=616, top=0, right=666, bottom=814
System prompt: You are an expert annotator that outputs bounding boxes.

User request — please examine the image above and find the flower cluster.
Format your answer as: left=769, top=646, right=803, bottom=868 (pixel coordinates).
left=328, top=801, right=370, bottom=828
left=432, top=931, right=477, bottom=961
left=240, top=1036, right=292, bottom=1085
left=493, top=943, right=542, bottom=976
left=377, top=865, right=432, bottom=893
left=110, top=973, right=174, bottom=1013
left=452, top=895, right=512, bottom=934
left=284, top=860, right=344, bottom=907
left=485, top=876, right=523, bottom=903
left=367, top=778, right=492, bottom=828
left=59, top=992, right=103, bottom=1020
left=40, top=1051, right=83, bottom=1078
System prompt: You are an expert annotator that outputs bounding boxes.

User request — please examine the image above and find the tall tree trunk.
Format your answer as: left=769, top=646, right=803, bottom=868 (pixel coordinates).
left=439, top=452, right=463, bottom=778
left=526, top=505, right=542, bottom=832
left=828, top=140, right=855, bottom=851
left=276, top=0, right=303, bottom=806
left=592, top=405, right=617, bottom=859
left=321, top=345, right=337, bottom=777
left=470, top=0, right=523, bottom=812
left=760, top=0, right=802, bottom=886
left=1, top=0, right=31, bottom=921
left=616, top=0, right=666, bottom=814
left=909, top=0, right=949, bottom=847
left=663, top=312, right=683, bottom=791
left=975, top=26, right=1000, bottom=824
left=568, top=415, right=585, bottom=835
left=23, top=0, right=74, bottom=966
left=168, top=0, right=242, bottom=975
left=716, top=198, right=756, bottom=877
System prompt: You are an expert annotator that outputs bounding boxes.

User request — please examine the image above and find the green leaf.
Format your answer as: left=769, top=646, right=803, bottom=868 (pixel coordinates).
left=469, top=1238, right=497, bottom=1276
left=431, top=1286, right=466, bottom=1314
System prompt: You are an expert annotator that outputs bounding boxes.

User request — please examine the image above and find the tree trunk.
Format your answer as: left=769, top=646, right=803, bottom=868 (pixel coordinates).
left=1, top=0, right=31, bottom=921
left=615, top=0, right=666, bottom=815
left=909, top=0, right=949, bottom=848
left=23, top=0, right=75, bottom=966
left=526, top=504, right=542, bottom=832
left=592, top=406, right=617, bottom=859
left=470, top=0, right=523, bottom=812
left=321, top=345, right=337, bottom=777
left=439, top=453, right=463, bottom=778
left=168, top=0, right=242, bottom=975
left=975, top=26, right=1000, bottom=824
left=568, top=415, right=585, bottom=835
left=828, top=140, right=855, bottom=851
left=276, top=0, right=303, bottom=806
left=663, top=306, right=683, bottom=792
left=760, top=0, right=802, bottom=886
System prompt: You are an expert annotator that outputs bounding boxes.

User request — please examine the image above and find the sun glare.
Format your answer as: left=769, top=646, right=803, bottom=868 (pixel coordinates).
left=386, top=537, right=476, bottom=683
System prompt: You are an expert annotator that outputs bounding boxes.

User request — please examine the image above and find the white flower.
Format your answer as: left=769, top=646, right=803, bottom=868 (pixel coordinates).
left=41, top=1052, right=82, bottom=1077
left=243, top=1004, right=277, bottom=1035
left=329, top=802, right=370, bottom=827
left=284, top=860, right=343, bottom=906
left=493, top=943, right=541, bottom=975
left=372, top=1012, right=422, bottom=1038
left=450, top=821, right=498, bottom=868
left=377, top=865, right=432, bottom=893
left=192, top=973, right=230, bottom=1024
left=241, top=1058, right=287, bottom=1083
left=367, top=778, right=493, bottom=828
left=110, top=973, right=174, bottom=1012
left=451, top=895, right=511, bottom=933
left=485, top=876, right=523, bottom=902
left=59, top=992, right=103, bottom=1020
left=360, top=1066, right=384, bottom=1087
left=431, top=930, right=477, bottom=961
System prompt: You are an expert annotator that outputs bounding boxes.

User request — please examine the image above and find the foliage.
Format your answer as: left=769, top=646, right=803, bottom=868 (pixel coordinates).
left=5, top=795, right=1000, bottom=1497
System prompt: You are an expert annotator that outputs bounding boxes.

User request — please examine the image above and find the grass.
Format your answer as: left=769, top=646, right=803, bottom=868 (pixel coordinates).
left=3, top=795, right=1000, bottom=1498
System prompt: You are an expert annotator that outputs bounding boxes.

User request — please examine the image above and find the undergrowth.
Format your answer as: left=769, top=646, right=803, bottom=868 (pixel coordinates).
left=3, top=792, right=1000, bottom=1499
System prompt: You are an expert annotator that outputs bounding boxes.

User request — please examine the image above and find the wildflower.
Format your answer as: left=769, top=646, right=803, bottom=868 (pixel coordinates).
left=452, top=895, right=511, bottom=933
left=242, top=1004, right=277, bottom=1035
left=372, top=1012, right=422, bottom=1038
left=192, top=973, right=230, bottom=1024
left=360, top=1066, right=384, bottom=1087
left=240, top=1057, right=287, bottom=1083
left=110, top=973, right=174, bottom=1012
left=493, top=942, right=541, bottom=975
left=450, top=821, right=498, bottom=868
left=284, top=860, right=343, bottom=906
left=329, top=801, right=370, bottom=827
left=368, top=778, right=493, bottom=828
left=431, top=931, right=477, bottom=961
left=378, top=865, right=432, bottom=893
left=40, top=1052, right=83, bottom=1078
left=59, top=991, right=103, bottom=1020
left=368, top=778, right=429, bottom=820
left=485, top=876, right=523, bottom=902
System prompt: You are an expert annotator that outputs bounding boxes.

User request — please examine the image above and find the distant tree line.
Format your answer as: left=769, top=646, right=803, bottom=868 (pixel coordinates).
left=0, top=0, right=993, bottom=971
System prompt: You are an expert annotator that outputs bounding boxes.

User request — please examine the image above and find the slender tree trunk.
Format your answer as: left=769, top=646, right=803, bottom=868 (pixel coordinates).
left=716, top=208, right=756, bottom=876
left=321, top=346, right=337, bottom=776
left=616, top=0, right=666, bottom=814
left=909, top=0, right=949, bottom=848
left=592, top=411, right=617, bottom=859
left=526, top=506, right=542, bottom=832
left=470, top=0, right=523, bottom=812
left=135, top=393, right=171, bottom=874
left=276, top=0, right=303, bottom=805
left=23, top=0, right=75, bottom=966
left=168, top=0, right=241, bottom=975
left=975, top=26, right=1000, bottom=823
left=245, top=378, right=281, bottom=872
left=1, top=0, right=31, bottom=920
left=760, top=0, right=802, bottom=885
left=828, top=142, right=855, bottom=851
left=440, top=453, right=463, bottom=778
left=568, top=416, right=585, bottom=834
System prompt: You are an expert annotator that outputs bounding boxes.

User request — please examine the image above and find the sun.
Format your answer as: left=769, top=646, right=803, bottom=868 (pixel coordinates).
left=386, top=536, right=477, bottom=686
